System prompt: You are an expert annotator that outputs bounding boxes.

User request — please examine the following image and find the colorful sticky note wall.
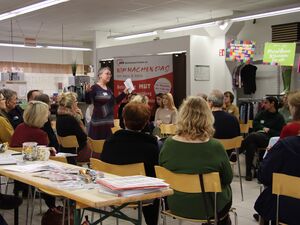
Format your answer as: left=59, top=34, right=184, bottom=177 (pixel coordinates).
left=225, top=40, right=256, bottom=63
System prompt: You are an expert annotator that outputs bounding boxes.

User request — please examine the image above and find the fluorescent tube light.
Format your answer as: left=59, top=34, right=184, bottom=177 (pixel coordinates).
left=0, top=0, right=69, bottom=21
left=113, top=31, right=158, bottom=40
left=46, top=46, right=92, bottom=51
left=232, top=6, right=300, bottom=22
left=0, top=42, right=92, bottom=51
left=157, top=51, right=186, bottom=55
left=164, top=22, right=216, bottom=33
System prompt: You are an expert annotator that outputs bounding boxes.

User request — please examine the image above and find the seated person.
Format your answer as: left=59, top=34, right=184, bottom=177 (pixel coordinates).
left=223, top=91, right=239, bottom=119
left=240, top=96, right=285, bottom=181
left=27, top=89, right=41, bottom=102
left=10, top=101, right=58, bottom=211
left=280, top=91, right=300, bottom=139
left=34, top=94, right=59, bottom=151
left=159, top=96, right=233, bottom=225
left=1, top=89, right=23, bottom=129
left=208, top=90, right=240, bottom=160
left=254, top=135, right=300, bottom=225
left=0, top=91, right=13, bottom=143
left=154, top=93, right=177, bottom=127
left=56, top=92, right=90, bottom=164
left=101, top=101, right=159, bottom=225
left=278, top=92, right=292, bottom=124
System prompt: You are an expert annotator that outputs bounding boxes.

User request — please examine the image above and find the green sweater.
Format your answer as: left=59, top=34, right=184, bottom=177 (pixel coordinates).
left=159, top=137, right=233, bottom=219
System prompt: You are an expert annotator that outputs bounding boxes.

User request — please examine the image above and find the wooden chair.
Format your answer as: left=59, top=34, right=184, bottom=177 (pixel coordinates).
left=57, top=135, right=79, bottom=151
left=111, top=126, right=122, bottom=134
left=159, top=124, right=176, bottom=137
left=90, top=158, right=146, bottom=176
left=239, top=123, right=250, bottom=136
left=49, top=155, right=68, bottom=163
left=114, top=119, right=120, bottom=128
left=154, top=166, right=237, bottom=225
left=272, top=173, right=300, bottom=225
left=87, top=137, right=105, bottom=158
left=216, top=136, right=244, bottom=201
left=248, top=120, right=253, bottom=129
left=90, top=158, right=146, bottom=224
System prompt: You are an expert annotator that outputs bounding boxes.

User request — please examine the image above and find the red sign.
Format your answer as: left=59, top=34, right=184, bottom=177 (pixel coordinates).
left=219, top=49, right=225, bottom=56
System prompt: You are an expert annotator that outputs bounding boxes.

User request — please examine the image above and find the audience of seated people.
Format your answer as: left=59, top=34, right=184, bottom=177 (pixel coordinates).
left=154, top=93, right=177, bottom=127
left=0, top=91, right=14, bottom=143
left=56, top=92, right=91, bottom=164
left=1, top=89, right=23, bottom=129
left=223, top=91, right=240, bottom=119
left=159, top=96, right=233, bottom=225
left=101, top=101, right=160, bottom=225
left=240, top=96, right=285, bottom=181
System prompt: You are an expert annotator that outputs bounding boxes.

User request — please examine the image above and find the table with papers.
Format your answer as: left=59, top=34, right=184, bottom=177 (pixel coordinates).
left=0, top=153, right=173, bottom=225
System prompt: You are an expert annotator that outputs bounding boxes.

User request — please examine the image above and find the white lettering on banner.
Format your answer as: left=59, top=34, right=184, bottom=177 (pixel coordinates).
left=139, top=84, right=151, bottom=89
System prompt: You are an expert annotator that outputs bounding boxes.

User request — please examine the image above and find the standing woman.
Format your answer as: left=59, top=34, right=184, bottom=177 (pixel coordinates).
left=85, top=67, right=127, bottom=140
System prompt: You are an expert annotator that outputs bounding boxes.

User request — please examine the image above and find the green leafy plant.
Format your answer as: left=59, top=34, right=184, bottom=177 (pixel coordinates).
left=71, top=61, right=77, bottom=76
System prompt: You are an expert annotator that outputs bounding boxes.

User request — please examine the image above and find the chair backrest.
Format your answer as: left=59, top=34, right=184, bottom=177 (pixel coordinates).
left=50, top=156, right=68, bottom=163
left=8, top=146, right=23, bottom=153
left=239, top=123, right=249, bottom=134
left=90, top=158, right=146, bottom=176
left=57, top=135, right=79, bottom=148
left=154, top=166, right=221, bottom=193
left=160, top=124, right=177, bottom=136
left=248, top=120, right=253, bottom=129
left=272, top=173, right=300, bottom=225
left=216, top=136, right=243, bottom=151
left=114, top=119, right=120, bottom=127
left=111, top=126, right=122, bottom=134
left=87, top=137, right=105, bottom=154
left=272, top=173, right=300, bottom=199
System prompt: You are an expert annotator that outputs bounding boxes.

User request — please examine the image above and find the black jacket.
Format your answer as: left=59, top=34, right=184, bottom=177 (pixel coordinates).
left=213, top=111, right=240, bottom=139
left=100, top=129, right=159, bottom=177
left=255, top=136, right=300, bottom=225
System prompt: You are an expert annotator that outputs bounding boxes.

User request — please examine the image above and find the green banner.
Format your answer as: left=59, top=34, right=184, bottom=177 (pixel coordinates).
left=263, top=42, right=296, bottom=66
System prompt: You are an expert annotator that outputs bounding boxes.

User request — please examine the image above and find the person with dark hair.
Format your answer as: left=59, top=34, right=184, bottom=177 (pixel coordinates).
left=101, top=101, right=159, bottom=225
left=1, top=89, right=23, bottom=129
left=85, top=67, right=127, bottom=139
left=34, top=94, right=59, bottom=151
left=224, top=91, right=239, bottom=119
left=240, top=96, right=285, bottom=181
left=27, top=89, right=41, bottom=102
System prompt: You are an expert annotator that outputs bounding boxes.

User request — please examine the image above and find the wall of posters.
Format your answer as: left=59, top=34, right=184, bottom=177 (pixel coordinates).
left=225, top=40, right=255, bottom=63
left=114, top=55, right=173, bottom=110
left=263, top=42, right=296, bottom=66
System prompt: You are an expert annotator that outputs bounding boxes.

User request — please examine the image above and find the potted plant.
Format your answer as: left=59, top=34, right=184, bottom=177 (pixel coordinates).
left=71, top=61, right=77, bottom=76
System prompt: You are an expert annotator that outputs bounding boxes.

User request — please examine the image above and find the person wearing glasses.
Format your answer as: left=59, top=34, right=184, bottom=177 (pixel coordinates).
left=0, top=91, right=14, bottom=143
left=85, top=67, right=128, bottom=140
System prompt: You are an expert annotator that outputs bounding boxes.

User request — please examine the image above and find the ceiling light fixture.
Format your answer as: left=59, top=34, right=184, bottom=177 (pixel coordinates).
left=164, top=22, right=216, bottom=33
left=111, top=31, right=158, bottom=40
left=231, top=6, right=300, bottom=22
left=0, top=42, right=92, bottom=51
left=0, top=0, right=69, bottom=21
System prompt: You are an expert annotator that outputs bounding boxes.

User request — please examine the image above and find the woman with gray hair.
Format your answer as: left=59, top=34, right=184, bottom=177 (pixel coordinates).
left=159, top=96, right=233, bottom=225
left=85, top=67, right=128, bottom=139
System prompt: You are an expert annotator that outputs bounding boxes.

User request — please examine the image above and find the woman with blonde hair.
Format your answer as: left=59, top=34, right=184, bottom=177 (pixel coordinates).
left=56, top=92, right=90, bottom=164
left=10, top=101, right=49, bottom=146
left=159, top=96, right=233, bottom=225
left=154, top=93, right=177, bottom=127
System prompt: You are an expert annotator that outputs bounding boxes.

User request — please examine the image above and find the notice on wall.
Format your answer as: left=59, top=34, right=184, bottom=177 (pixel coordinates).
left=225, top=40, right=255, bottom=63
left=263, top=42, right=296, bottom=66
left=194, top=65, right=210, bottom=81
left=114, top=55, right=173, bottom=112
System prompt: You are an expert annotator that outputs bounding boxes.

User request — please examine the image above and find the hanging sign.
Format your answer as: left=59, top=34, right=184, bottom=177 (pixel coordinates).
left=24, top=37, right=37, bottom=47
left=263, top=42, right=296, bottom=66
left=225, top=40, right=255, bottom=63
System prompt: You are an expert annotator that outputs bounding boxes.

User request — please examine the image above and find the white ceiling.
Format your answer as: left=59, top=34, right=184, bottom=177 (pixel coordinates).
left=0, top=0, right=299, bottom=45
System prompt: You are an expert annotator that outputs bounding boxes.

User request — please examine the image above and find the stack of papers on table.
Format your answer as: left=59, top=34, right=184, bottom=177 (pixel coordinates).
left=0, top=157, right=17, bottom=165
left=96, top=175, right=169, bottom=197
